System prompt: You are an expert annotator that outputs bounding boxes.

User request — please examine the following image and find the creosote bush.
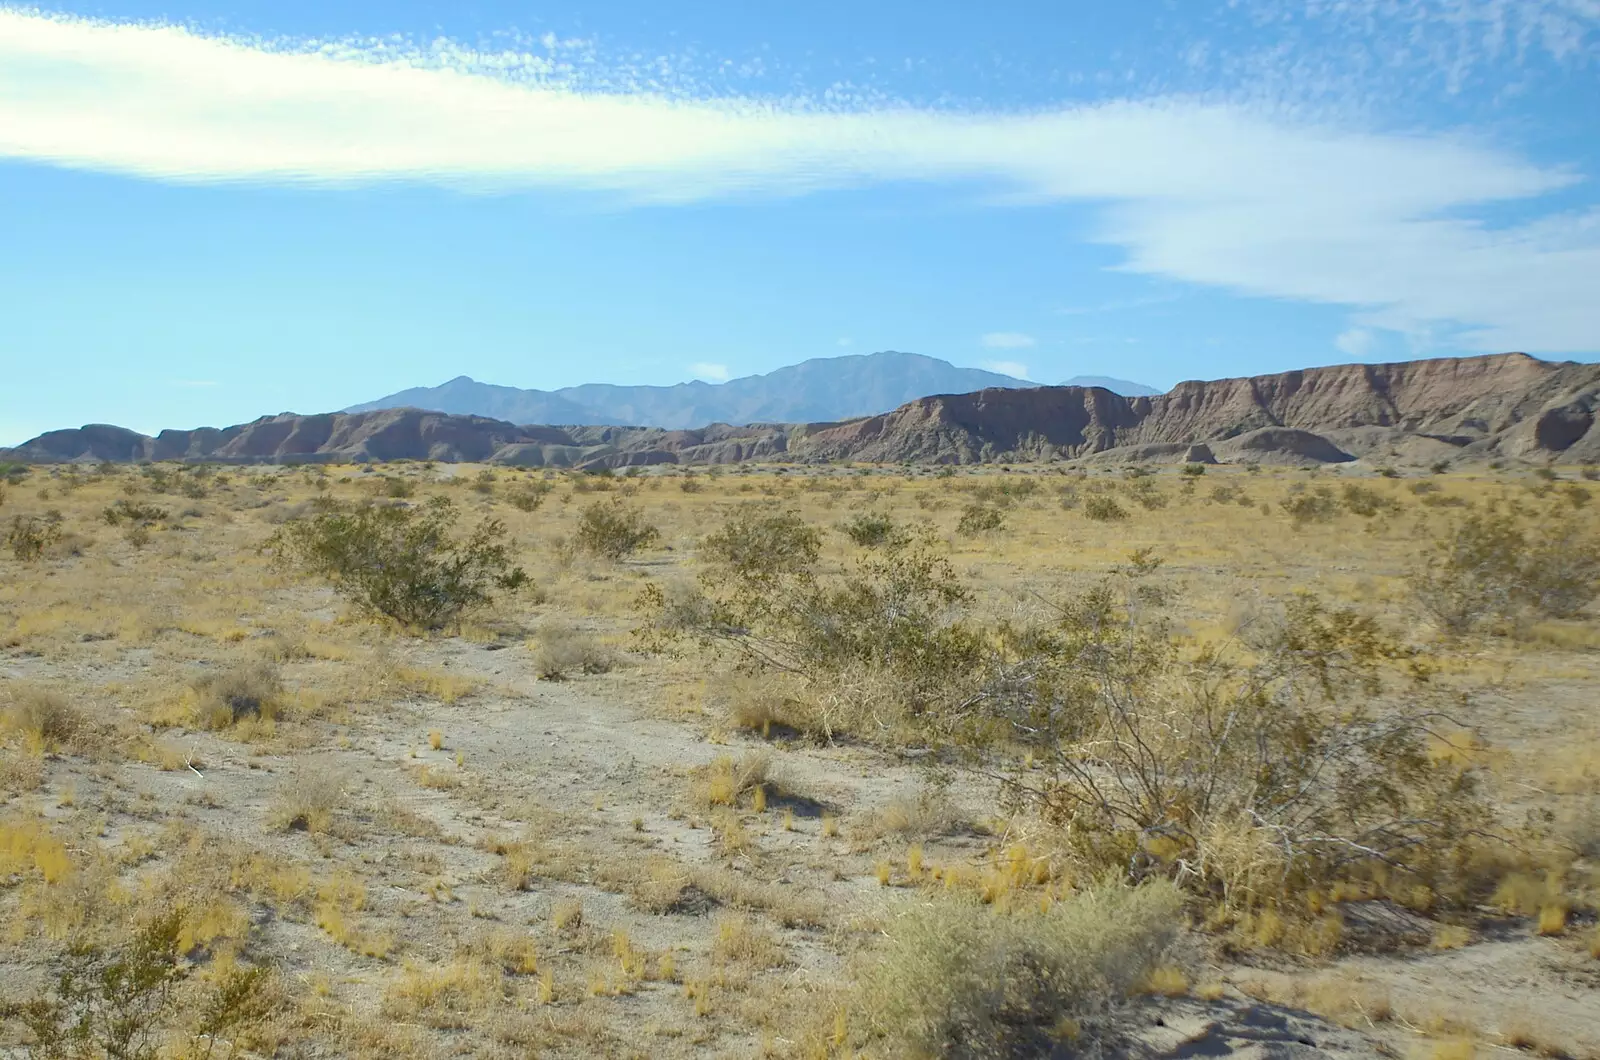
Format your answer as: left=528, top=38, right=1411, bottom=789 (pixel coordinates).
left=1082, top=496, right=1128, bottom=522
left=839, top=511, right=905, bottom=548
left=699, top=507, right=820, bottom=575
left=645, top=523, right=980, bottom=739
left=574, top=499, right=660, bottom=559
left=266, top=496, right=528, bottom=629
left=1280, top=485, right=1340, bottom=526
left=101, top=499, right=169, bottom=526
left=505, top=481, right=553, bottom=512
left=955, top=503, right=1005, bottom=536
left=973, top=578, right=1488, bottom=916
left=652, top=507, right=1495, bottom=922
left=2, top=910, right=276, bottom=1060
left=1412, top=503, right=1600, bottom=632
left=8, top=513, right=62, bottom=561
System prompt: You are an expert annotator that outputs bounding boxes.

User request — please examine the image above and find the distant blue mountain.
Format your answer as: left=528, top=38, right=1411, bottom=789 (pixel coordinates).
left=349, top=351, right=1039, bottom=428
left=1061, top=375, right=1163, bottom=397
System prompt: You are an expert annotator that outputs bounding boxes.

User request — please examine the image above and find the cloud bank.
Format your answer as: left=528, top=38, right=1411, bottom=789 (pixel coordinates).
left=1, top=7, right=1597, bottom=351
left=981, top=332, right=1037, bottom=350
left=688, top=362, right=731, bottom=382
left=981, top=360, right=1032, bottom=380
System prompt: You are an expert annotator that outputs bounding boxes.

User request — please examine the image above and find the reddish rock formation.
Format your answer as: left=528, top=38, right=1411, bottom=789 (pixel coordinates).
left=7, top=353, right=1599, bottom=467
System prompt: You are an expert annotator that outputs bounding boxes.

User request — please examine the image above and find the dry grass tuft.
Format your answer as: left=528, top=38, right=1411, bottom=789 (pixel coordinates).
left=1, top=684, right=88, bottom=753
left=532, top=621, right=616, bottom=680
left=852, top=880, right=1182, bottom=1057
left=687, top=751, right=770, bottom=811
left=710, top=914, right=787, bottom=971
left=190, top=659, right=283, bottom=729
left=267, top=764, right=344, bottom=834
left=382, top=959, right=507, bottom=1029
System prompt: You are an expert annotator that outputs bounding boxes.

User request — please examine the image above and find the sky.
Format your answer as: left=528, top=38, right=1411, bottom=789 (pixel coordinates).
left=2, top=0, right=1598, bottom=443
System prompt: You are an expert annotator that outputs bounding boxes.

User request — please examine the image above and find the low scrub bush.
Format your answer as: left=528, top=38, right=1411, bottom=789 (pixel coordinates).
left=971, top=576, right=1488, bottom=916
left=574, top=500, right=659, bottom=559
left=7, top=513, right=62, bottom=561
left=839, top=511, right=905, bottom=548
left=532, top=622, right=615, bottom=679
left=853, top=881, right=1182, bottom=1058
left=651, top=513, right=1494, bottom=920
left=1082, top=496, right=1128, bottom=522
left=644, top=524, right=980, bottom=739
left=1, top=686, right=87, bottom=753
left=1412, top=504, right=1600, bottom=632
left=2, top=911, right=276, bottom=1060
left=1340, top=484, right=1400, bottom=517
left=190, top=661, right=283, bottom=729
left=268, top=764, right=344, bottom=833
left=701, top=507, right=820, bottom=576
left=101, top=499, right=169, bottom=526
left=1281, top=485, right=1340, bottom=526
left=1127, top=481, right=1169, bottom=510
left=505, top=481, right=553, bottom=512
left=956, top=503, right=1005, bottom=536
left=378, top=475, right=415, bottom=499
left=266, top=496, right=528, bottom=629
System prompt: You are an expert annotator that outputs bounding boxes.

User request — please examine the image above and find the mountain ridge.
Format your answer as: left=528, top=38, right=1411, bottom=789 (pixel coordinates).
left=9, top=353, right=1597, bottom=468
left=346, top=351, right=1159, bottom=428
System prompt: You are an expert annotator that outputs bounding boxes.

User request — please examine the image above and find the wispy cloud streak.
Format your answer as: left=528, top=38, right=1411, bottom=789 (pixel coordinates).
left=1, top=7, right=1597, bottom=350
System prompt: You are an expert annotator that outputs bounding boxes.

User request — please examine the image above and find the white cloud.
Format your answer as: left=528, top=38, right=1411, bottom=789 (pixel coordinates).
left=981, top=360, right=1032, bottom=379
left=981, top=332, right=1037, bottom=350
left=1334, top=328, right=1376, bottom=358
left=1, top=9, right=1598, bottom=351
left=688, top=362, right=731, bottom=381
left=837, top=337, right=854, bottom=347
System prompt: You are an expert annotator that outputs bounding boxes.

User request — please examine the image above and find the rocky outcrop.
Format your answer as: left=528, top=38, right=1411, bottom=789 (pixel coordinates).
left=7, top=353, right=1599, bottom=467
left=1212, top=428, right=1355, bottom=466
left=799, top=386, right=1143, bottom=464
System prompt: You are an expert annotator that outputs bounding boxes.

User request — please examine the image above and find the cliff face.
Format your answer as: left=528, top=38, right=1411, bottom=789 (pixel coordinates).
left=8, top=354, right=1599, bottom=467
left=792, top=354, right=1600, bottom=464
left=800, top=386, right=1144, bottom=464
left=1131, top=353, right=1576, bottom=444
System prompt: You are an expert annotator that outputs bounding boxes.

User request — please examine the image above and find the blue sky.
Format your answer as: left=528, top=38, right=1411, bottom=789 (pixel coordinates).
left=2, top=0, right=1598, bottom=443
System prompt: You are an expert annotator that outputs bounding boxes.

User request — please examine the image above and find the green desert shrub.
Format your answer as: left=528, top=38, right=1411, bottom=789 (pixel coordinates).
left=957, top=578, right=1490, bottom=922
left=1340, top=483, right=1399, bottom=517
left=2, top=911, right=276, bottom=1060
left=266, top=496, right=528, bottom=629
left=1412, top=505, right=1600, bottom=632
left=839, top=511, right=904, bottom=548
left=7, top=513, right=62, bottom=561
left=1081, top=496, right=1128, bottom=522
left=956, top=503, right=1005, bottom=536
left=101, top=499, right=168, bottom=526
left=1280, top=485, right=1340, bottom=526
left=505, top=481, right=553, bottom=512
left=574, top=499, right=659, bottom=559
left=644, top=528, right=981, bottom=738
left=701, top=508, right=821, bottom=576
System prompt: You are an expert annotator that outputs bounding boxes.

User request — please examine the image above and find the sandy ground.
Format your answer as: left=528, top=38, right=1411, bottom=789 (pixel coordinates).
left=2, top=462, right=1597, bottom=1058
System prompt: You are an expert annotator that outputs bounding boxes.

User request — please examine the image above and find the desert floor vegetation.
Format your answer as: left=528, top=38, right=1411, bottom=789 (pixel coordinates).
left=1, top=457, right=1598, bottom=1058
